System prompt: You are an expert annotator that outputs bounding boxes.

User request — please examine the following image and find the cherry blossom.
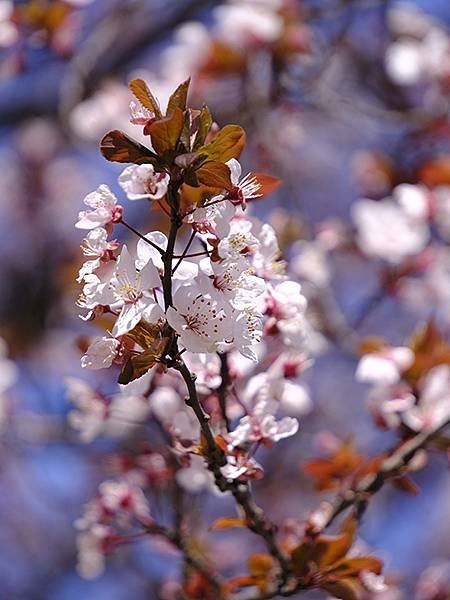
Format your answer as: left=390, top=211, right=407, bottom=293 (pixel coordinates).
left=97, top=480, right=151, bottom=523
left=213, top=2, right=283, bottom=49
left=186, top=197, right=236, bottom=238
left=403, top=365, right=450, bottom=432
left=118, top=164, right=170, bottom=201
left=199, top=256, right=266, bottom=311
left=226, top=158, right=263, bottom=209
left=67, top=375, right=152, bottom=442
left=76, top=524, right=113, bottom=579
left=220, top=452, right=264, bottom=481
left=166, top=285, right=228, bottom=353
left=75, top=185, right=123, bottom=230
left=367, top=384, right=416, bottom=430
left=229, top=399, right=299, bottom=447
left=352, top=194, right=429, bottom=264
left=355, top=346, right=415, bottom=386
left=78, top=227, right=118, bottom=282
left=109, top=245, right=163, bottom=336
left=66, top=377, right=108, bottom=442
left=0, top=337, right=18, bottom=395
left=81, top=336, right=120, bottom=370
left=218, top=223, right=260, bottom=260
left=129, top=100, right=154, bottom=125
left=386, top=5, right=450, bottom=86
left=176, top=455, right=214, bottom=493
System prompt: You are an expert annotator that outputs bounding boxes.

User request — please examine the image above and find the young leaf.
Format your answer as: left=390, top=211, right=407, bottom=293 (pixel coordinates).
left=166, top=78, right=190, bottom=114
left=291, top=542, right=313, bottom=577
left=118, top=341, right=167, bottom=384
left=196, top=161, right=233, bottom=190
left=194, top=105, right=213, bottom=150
left=198, top=124, right=246, bottom=162
left=100, top=130, right=158, bottom=165
left=129, top=79, right=162, bottom=118
left=328, top=557, right=383, bottom=578
left=309, top=533, right=353, bottom=568
left=147, top=108, right=184, bottom=157
left=253, top=173, right=282, bottom=197
left=210, top=516, right=247, bottom=530
left=321, top=578, right=362, bottom=600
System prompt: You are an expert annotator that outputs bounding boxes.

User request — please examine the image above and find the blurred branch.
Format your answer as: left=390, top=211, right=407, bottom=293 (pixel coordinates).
left=324, top=418, right=450, bottom=526
left=233, top=416, right=450, bottom=600
left=59, top=0, right=218, bottom=124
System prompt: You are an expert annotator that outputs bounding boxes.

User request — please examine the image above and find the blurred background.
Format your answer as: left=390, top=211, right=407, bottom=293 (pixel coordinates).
left=0, top=1, right=449, bottom=598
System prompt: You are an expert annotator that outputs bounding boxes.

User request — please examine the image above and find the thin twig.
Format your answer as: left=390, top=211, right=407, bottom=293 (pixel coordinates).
left=172, top=230, right=196, bottom=274
left=120, top=219, right=165, bottom=255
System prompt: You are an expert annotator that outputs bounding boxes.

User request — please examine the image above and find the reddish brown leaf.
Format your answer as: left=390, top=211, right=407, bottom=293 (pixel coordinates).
left=358, top=336, right=387, bottom=355
left=253, top=173, right=282, bottom=197
left=291, top=542, right=313, bottom=577
left=247, top=553, right=274, bottom=577
left=194, top=105, right=213, bottom=150
left=100, top=130, right=158, bottom=164
left=210, top=516, right=247, bottom=530
left=198, top=124, right=246, bottom=162
left=322, top=578, right=362, bottom=600
left=166, top=78, right=190, bottom=114
left=302, top=442, right=365, bottom=491
left=419, top=156, right=450, bottom=187
left=147, top=108, right=185, bottom=156
left=405, top=319, right=450, bottom=383
left=392, top=475, right=420, bottom=495
left=327, top=556, right=383, bottom=578
left=129, top=78, right=162, bottom=118
left=309, top=533, right=352, bottom=568
left=224, top=576, right=257, bottom=592
left=196, top=161, right=233, bottom=190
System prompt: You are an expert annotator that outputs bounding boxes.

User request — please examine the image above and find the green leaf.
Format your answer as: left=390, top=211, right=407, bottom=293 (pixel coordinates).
left=129, top=79, right=162, bottom=118
left=166, top=78, right=190, bottom=114
left=147, top=108, right=185, bottom=157
left=100, top=130, right=159, bottom=165
left=197, top=124, right=246, bottom=162
left=195, top=161, right=233, bottom=190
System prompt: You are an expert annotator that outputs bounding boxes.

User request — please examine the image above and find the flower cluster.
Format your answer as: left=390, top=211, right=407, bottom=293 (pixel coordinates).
left=70, top=78, right=318, bottom=583
left=355, top=324, right=450, bottom=433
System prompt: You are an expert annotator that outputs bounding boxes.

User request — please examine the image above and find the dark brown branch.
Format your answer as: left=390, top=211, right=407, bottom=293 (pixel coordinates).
left=323, top=417, right=450, bottom=529
left=147, top=523, right=225, bottom=597
left=217, top=352, right=231, bottom=431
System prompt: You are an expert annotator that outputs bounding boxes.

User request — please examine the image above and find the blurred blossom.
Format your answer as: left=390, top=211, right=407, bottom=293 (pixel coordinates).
left=415, top=561, right=450, bottom=600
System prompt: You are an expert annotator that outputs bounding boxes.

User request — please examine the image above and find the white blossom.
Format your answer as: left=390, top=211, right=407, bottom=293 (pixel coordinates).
left=352, top=196, right=429, bottom=264
left=356, top=346, right=414, bottom=386
left=187, top=197, right=235, bottom=238
left=229, top=399, right=299, bottom=446
left=403, top=365, right=450, bottom=431
left=226, top=158, right=263, bottom=209
left=166, top=285, right=228, bottom=353
left=78, top=227, right=118, bottom=282
left=118, top=164, right=170, bottom=201
left=76, top=524, right=111, bottom=579
left=81, top=337, right=119, bottom=370
left=75, top=185, right=123, bottom=230
left=213, top=2, right=283, bottom=49
left=109, top=245, right=163, bottom=336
